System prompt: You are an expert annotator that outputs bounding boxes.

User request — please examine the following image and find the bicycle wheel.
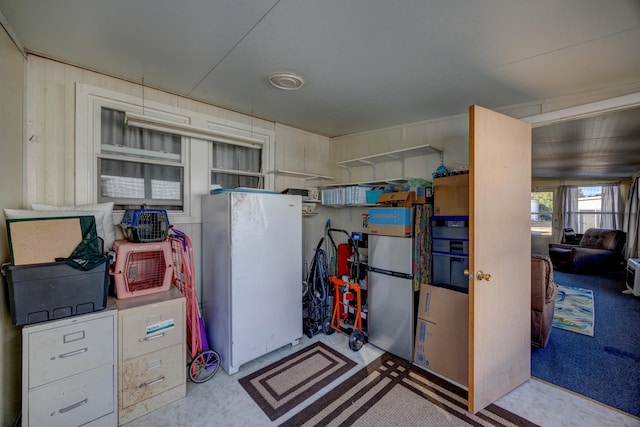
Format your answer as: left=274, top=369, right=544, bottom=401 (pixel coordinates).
left=189, top=349, right=220, bottom=383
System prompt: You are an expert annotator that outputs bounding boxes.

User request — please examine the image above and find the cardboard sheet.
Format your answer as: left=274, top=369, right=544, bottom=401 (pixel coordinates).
left=7, top=217, right=83, bottom=265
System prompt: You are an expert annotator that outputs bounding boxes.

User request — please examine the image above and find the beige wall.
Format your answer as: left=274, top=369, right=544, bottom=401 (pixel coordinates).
left=0, top=24, right=24, bottom=427
left=23, top=54, right=332, bottom=302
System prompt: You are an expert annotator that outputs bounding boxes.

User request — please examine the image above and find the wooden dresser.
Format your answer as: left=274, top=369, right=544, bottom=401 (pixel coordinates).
left=21, top=307, right=118, bottom=426
left=115, top=287, right=186, bottom=425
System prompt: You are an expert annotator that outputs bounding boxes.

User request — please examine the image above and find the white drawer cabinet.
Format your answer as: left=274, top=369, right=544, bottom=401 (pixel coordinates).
left=22, top=308, right=118, bottom=427
left=116, top=287, right=186, bottom=425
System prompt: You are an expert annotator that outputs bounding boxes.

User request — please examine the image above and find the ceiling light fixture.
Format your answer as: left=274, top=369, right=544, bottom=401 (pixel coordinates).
left=269, top=72, right=305, bottom=90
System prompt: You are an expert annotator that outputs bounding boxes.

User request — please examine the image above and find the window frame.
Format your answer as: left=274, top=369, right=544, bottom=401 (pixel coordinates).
left=208, top=138, right=265, bottom=191
left=75, top=84, right=275, bottom=224
left=97, top=105, right=188, bottom=210
left=530, top=189, right=554, bottom=236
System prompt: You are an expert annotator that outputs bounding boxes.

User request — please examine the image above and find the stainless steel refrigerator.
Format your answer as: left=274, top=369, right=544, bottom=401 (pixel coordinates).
left=201, top=190, right=302, bottom=374
left=367, top=234, right=414, bottom=360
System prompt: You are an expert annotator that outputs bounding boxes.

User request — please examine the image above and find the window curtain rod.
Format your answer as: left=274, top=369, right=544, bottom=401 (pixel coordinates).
left=124, top=112, right=264, bottom=148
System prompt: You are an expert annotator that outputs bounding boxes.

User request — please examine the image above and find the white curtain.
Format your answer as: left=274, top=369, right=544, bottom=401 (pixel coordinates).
left=101, top=108, right=181, bottom=157
left=560, top=185, right=579, bottom=234
left=100, top=108, right=183, bottom=204
left=211, top=142, right=262, bottom=189
left=560, top=184, right=623, bottom=236
left=623, top=172, right=640, bottom=259
left=600, top=183, right=622, bottom=230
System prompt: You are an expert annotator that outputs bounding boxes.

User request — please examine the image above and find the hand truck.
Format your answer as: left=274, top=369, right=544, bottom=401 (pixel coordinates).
left=170, top=229, right=220, bottom=383
left=324, top=228, right=366, bottom=351
left=327, top=276, right=366, bottom=351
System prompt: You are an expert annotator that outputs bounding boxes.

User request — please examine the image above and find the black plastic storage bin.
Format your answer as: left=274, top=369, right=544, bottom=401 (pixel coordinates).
left=432, top=253, right=469, bottom=292
left=2, top=260, right=109, bottom=326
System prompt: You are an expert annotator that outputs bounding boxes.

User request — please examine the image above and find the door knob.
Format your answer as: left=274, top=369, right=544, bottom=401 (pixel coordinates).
left=476, top=270, right=491, bottom=281
left=463, top=269, right=491, bottom=281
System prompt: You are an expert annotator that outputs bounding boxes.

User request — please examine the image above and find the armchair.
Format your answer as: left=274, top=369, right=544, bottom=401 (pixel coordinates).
left=531, top=254, right=558, bottom=348
left=548, top=228, right=626, bottom=274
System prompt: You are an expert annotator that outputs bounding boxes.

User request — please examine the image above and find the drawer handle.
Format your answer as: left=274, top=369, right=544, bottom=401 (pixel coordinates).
left=59, top=347, right=88, bottom=359
left=58, top=398, right=88, bottom=414
left=139, top=376, right=165, bottom=388
left=141, top=332, right=165, bottom=342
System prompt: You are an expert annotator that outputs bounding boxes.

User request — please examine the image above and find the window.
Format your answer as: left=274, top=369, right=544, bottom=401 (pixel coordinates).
left=531, top=191, right=553, bottom=235
left=98, top=108, right=185, bottom=210
left=210, top=141, right=263, bottom=189
left=560, top=184, right=622, bottom=234
left=76, top=84, right=275, bottom=219
left=575, top=186, right=602, bottom=232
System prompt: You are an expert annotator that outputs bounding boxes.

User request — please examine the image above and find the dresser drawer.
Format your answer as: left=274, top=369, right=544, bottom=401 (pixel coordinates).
left=27, top=314, right=114, bottom=389
left=119, top=297, right=184, bottom=360
left=27, top=364, right=114, bottom=427
left=120, top=343, right=184, bottom=408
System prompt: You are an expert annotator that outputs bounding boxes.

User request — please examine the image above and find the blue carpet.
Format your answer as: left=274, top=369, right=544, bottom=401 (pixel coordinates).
left=531, top=269, right=640, bottom=417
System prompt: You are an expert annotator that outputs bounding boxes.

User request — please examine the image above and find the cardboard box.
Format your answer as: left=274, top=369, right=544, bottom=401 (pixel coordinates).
left=377, top=191, right=415, bottom=207
left=414, top=283, right=469, bottom=385
left=413, top=317, right=468, bottom=386
left=416, top=283, right=469, bottom=324
left=409, top=186, right=433, bottom=204
left=433, top=174, right=469, bottom=216
left=368, top=207, right=413, bottom=237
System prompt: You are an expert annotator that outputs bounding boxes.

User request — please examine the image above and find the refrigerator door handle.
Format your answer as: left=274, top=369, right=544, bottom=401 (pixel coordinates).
left=368, top=266, right=413, bottom=280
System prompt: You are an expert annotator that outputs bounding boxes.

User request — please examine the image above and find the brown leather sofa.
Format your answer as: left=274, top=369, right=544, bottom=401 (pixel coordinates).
left=531, top=255, right=558, bottom=348
left=548, top=228, right=626, bottom=274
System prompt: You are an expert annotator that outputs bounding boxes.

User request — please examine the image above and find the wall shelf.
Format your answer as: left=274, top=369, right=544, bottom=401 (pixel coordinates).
left=321, top=178, right=408, bottom=188
left=269, top=169, right=334, bottom=183
left=336, top=144, right=442, bottom=169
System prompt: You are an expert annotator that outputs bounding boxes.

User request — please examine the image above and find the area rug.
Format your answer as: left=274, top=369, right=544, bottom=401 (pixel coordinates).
left=552, top=284, right=595, bottom=337
left=281, top=352, right=539, bottom=427
left=238, top=342, right=357, bottom=421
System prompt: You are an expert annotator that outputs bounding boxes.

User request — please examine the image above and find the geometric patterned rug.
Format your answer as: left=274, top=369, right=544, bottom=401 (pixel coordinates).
left=281, top=352, right=539, bottom=426
left=552, top=284, right=595, bottom=337
left=238, top=342, right=356, bottom=421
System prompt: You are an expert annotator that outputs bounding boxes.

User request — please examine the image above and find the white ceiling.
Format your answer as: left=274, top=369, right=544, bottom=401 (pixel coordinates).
left=1, top=0, right=640, bottom=178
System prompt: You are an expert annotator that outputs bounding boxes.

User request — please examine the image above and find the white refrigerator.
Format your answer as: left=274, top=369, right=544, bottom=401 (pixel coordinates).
left=201, top=190, right=302, bottom=374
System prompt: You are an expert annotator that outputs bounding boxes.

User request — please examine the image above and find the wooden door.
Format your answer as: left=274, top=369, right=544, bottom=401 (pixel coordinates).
left=468, top=105, right=532, bottom=413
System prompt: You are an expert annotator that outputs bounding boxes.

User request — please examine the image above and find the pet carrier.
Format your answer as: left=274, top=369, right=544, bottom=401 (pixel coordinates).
left=120, top=208, right=170, bottom=243
left=111, top=239, right=173, bottom=299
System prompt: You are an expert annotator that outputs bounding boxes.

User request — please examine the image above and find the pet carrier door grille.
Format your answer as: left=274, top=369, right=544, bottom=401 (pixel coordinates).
left=112, top=240, right=173, bottom=299
left=125, top=250, right=166, bottom=292
left=120, top=209, right=170, bottom=243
